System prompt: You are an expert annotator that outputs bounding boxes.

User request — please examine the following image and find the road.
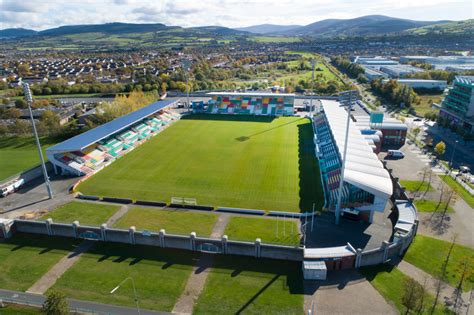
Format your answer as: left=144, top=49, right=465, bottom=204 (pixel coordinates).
left=0, top=288, right=169, bottom=315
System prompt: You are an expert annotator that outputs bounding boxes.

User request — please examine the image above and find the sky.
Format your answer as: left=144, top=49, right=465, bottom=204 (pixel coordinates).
left=0, top=0, right=472, bottom=30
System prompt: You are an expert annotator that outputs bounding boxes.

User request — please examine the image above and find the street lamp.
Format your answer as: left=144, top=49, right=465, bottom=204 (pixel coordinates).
left=22, top=83, right=54, bottom=199
left=449, top=140, right=459, bottom=172
left=335, top=90, right=358, bottom=225
left=110, top=277, right=140, bottom=315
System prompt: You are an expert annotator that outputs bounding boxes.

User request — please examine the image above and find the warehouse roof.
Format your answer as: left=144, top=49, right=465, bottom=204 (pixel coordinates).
left=47, top=99, right=177, bottom=153
left=321, top=100, right=393, bottom=200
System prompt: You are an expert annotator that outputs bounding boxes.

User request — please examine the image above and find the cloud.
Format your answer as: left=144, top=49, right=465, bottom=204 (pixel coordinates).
left=113, top=0, right=131, bottom=5
left=0, top=0, right=38, bottom=12
left=165, top=2, right=201, bottom=16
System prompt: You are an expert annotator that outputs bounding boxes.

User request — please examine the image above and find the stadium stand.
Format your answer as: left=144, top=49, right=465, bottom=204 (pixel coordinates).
left=47, top=100, right=179, bottom=176
left=313, top=100, right=392, bottom=222
left=204, top=92, right=295, bottom=116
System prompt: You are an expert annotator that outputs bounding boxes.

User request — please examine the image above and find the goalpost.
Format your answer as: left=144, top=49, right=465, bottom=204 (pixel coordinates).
left=171, top=197, right=197, bottom=206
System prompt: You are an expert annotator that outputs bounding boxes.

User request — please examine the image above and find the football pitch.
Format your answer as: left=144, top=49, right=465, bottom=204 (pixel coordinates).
left=78, top=114, right=323, bottom=212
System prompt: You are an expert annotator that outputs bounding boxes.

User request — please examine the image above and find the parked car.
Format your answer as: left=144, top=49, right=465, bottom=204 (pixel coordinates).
left=460, top=165, right=471, bottom=173
left=386, top=150, right=405, bottom=159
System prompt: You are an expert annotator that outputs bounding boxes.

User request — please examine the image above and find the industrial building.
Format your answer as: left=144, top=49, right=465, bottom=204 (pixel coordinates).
left=400, top=55, right=474, bottom=71
left=354, top=56, right=424, bottom=80
left=382, top=79, right=447, bottom=91
left=439, top=76, right=474, bottom=135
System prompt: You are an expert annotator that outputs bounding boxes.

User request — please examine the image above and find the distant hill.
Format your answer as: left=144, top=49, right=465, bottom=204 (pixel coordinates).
left=276, top=15, right=451, bottom=36
left=235, top=24, right=302, bottom=34
left=406, top=19, right=474, bottom=35
left=189, top=26, right=249, bottom=36
left=0, top=28, right=37, bottom=38
left=38, top=22, right=173, bottom=36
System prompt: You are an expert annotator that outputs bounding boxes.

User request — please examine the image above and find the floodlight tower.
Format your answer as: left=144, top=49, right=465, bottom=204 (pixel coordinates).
left=309, top=58, right=316, bottom=117
left=334, top=90, right=358, bottom=225
left=22, top=83, right=54, bottom=199
left=182, top=58, right=192, bottom=109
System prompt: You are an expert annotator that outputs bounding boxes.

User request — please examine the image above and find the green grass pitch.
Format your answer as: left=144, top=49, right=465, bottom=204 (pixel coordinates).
left=78, top=114, right=324, bottom=212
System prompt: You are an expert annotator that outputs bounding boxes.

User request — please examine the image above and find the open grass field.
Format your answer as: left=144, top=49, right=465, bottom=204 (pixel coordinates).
left=39, top=201, right=120, bottom=225
left=404, top=235, right=474, bottom=291
left=0, top=136, right=56, bottom=180
left=113, top=207, right=218, bottom=236
left=224, top=216, right=300, bottom=246
left=194, top=255, right=304, bottom=314
left=413, top=199, right=454, bottom=213
left=361, top=264, right=449, bottom=314
left=0, top=234, right=79, bottom=291
left=439, top=174, right=474, bottom=208
left=413, top=94, right=442, bottom=116
left=51, top=242, right=195, bottom=312
left=78, top=115, right=324, bottom=212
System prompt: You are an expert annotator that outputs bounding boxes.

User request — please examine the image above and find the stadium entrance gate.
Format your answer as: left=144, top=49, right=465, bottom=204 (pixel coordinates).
left=197, top=243, right=221, bottom=254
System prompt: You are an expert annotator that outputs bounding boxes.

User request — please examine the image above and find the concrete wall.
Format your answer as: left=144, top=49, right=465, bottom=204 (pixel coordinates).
left=11, top=220, right=303, bottom=262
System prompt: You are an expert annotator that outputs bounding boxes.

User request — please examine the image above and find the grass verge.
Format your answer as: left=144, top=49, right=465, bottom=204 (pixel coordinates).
left=413, top=199, right=454, bottom=213
left=194, top=255, right=304, bottom=314
left=361, top=264, right=449, bottom=314
left=51, top=242, right=195, bottom=312
left=113, top=207, right=218, bottom=237
left=39, top=201, right=120, bottom=225
left=439, top=175, right=474, bottom=208
left=404, top=235, right=474, bottom=291
left=224, top=216, right=300, bottom=246
left=0, top=234, right=79, bottom=291
left=399, top=180, right=433, bottom=192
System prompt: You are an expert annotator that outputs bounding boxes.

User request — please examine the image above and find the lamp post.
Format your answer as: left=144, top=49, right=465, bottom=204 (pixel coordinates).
left=22, top=83, right=54, bottom=199
left=335, top=90, right=358, bottom=225
left=449, top=140, right=459, bottom=172
left=182, top=58, right=192, bottom=110
left=309, top=58, right=316, bottom=117
left=110, top=277, right=140, bottom=315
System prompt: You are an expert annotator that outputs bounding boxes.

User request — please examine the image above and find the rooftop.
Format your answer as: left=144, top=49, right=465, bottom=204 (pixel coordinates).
left=47, top=99, right=177, bottom=154
left=455, top=76, right=474, bottom=86
left=321, top=100, right=393, bottom=200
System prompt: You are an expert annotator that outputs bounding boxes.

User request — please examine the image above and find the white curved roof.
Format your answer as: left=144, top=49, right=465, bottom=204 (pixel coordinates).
left=321, top=100, right=393, bottom=199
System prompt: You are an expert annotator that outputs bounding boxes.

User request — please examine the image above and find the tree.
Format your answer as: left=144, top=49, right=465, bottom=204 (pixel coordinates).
left=15, top=99, right=27, bottom=109
left=434, top=141, right=446, bottom=158
left=412, top=126, right=421, bottom=141
left=42, top=290, right=68, bottom=315
left=38, top=110, right=61, bottom=135
left=401, top=278, right=425, bottom=314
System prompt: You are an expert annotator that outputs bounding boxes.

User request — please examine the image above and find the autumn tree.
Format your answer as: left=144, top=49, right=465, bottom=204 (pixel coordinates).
left=434, top=141, right=446, bottom=158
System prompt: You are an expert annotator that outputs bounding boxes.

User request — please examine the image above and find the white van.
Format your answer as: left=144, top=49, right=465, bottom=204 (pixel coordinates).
left=387, top=150, right=405, bottom=159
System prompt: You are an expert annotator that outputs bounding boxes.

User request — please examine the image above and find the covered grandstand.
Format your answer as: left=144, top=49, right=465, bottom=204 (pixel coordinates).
left=205, top=92, right=295, bottom=116
left=313, top=100, right=393, bottom=222
left=46, top=99, right=180, bottom=176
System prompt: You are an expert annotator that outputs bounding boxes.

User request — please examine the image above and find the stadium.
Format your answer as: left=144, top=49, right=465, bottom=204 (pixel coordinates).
left=46, top=92, right=392, bottom=221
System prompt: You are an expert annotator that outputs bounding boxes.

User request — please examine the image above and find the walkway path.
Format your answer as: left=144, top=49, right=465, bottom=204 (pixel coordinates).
left=0, top=288, right=168, bottom=315
left=26, top=205, right=130, bottom=295
left=397, top=260, right=472, bottom=313
left=172, top=214, right=230, bottom=314
left=304, top=269, right=397, bottom=315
